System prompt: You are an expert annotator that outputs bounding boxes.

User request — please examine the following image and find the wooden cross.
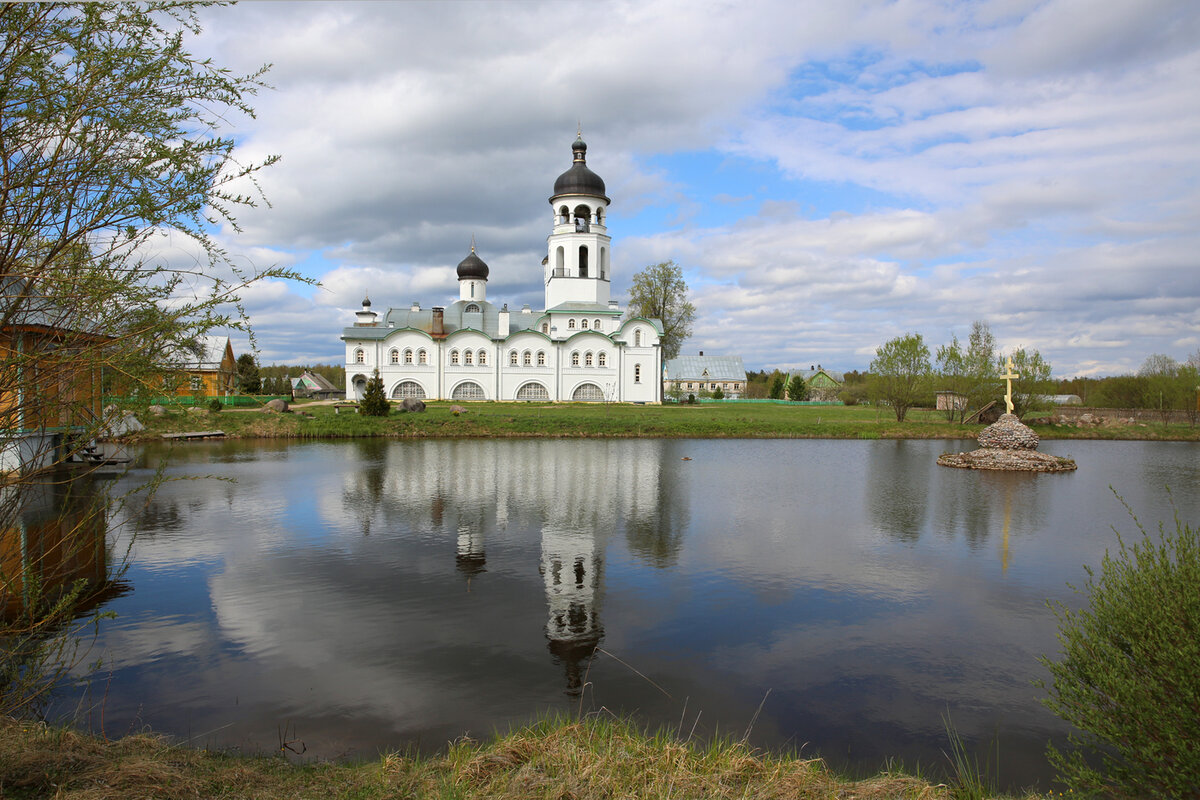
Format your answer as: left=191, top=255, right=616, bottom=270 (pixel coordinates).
left=1000, top=356, right=1020, bottom=414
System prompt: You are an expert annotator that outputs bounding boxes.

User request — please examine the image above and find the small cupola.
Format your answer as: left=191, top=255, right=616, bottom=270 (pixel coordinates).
left=457, top=239, right=489, bottom=303
left=456, top=240, right=489, bottom=281
left=355, top=293, right=378, bottom=326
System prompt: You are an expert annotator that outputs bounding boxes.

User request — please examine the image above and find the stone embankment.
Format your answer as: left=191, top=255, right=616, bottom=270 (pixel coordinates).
left=939, top=413, right=1077, bottom=472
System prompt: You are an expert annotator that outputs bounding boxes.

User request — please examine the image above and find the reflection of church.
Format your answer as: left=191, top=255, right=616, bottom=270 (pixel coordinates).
left=341, top=440, right=667, bottom=693
left=341, top=135, right=663, bottom=403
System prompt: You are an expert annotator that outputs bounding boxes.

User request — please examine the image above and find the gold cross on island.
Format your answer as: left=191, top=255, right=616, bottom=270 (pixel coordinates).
left=1001, top=356, right=1020, bottom=414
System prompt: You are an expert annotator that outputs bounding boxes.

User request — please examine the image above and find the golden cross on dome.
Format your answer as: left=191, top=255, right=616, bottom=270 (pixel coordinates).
left=470, top=234, right=476, bottom=253
left=1000, top=356, right=1020, bottom=414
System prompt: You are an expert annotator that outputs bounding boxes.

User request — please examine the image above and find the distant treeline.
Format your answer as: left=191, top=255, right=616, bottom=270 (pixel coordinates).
left=745, top=368, right=1197, bottom=411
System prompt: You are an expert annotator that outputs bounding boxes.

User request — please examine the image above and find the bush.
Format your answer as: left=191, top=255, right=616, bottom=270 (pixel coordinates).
left=208, top=399, right=223, bottom=412
left=1039, top=502, right=1200, bottom=797
left=359, top=369, right=390, bottom=416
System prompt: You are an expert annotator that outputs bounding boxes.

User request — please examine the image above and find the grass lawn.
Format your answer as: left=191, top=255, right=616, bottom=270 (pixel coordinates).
left=0, top=714, right=1049, bottom=800
left=125, top=400, right=1200, bottom=442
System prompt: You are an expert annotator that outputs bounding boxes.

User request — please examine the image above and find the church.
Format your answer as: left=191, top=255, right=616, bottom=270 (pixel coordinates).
left=342, top=136, right=663, bottom=403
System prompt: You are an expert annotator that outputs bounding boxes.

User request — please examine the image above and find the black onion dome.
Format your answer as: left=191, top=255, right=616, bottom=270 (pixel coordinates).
left=456, top=248, right=489, bottom=280
left=361, top=295, right=371, bottom=307
left=551, top=136, right=608, bottom=201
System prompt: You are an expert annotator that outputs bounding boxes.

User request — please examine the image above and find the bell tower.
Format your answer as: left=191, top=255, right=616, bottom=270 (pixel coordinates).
left=546, top=134, right=612, bottom=309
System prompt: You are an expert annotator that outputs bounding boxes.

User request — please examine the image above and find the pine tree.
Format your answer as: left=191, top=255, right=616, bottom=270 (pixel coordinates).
left=359, top=369, right=390, bottom=416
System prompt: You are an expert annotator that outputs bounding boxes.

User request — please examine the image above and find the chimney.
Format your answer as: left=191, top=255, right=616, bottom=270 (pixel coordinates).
left=699, top=350, right=704, bottom=356
left=431, top=307, right=444, bottom=337
left=498, top=304, right=510, bottom=337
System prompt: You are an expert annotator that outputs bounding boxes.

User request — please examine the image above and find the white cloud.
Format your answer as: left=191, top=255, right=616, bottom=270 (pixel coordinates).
left=177, top=0, right=1200, bottom=374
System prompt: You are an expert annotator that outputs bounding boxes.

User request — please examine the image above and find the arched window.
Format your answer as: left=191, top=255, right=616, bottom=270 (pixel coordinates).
left=555, top=246, right=565, bottom=273
left=516, top=382, right=549, bottom=401
left=465, top=303, right=480, bottom=313
left=391, top=380, right=426, bottom=399
left=572, top=383, right=604, bottom=402
left=581, top=319, right=588, bottom=329
left=478, top=349, right=487, bottom=365
left=634, top=364, right=642, bottom=383
left=451, top=381, right=485, bottom=401
left=571, top=351, right=580, bottom=367
left=568, top=318, right=576, bottom=329
left=634, top=329, right=642, bottom=347
left=354, top=349, right=365, bottom=364
left=522, top=350, right=532, bottom=366
left=558, top=206, right=569, bottom=224
left=509, top=350, right=518, bottom=366
left=585, top=351, right=593, bottom=367
left=542, top=322, right=549, bottom=334
left=404, top=349, right=413, bottom=364
left=594, top=319, right=601, bottom=330
left=389, top=349, right=399, bottom=364
left=598, top=352, right=607, bottom=367
left=463, top=350, right=473, bottom=365
left=600, top=247, right=607, bottom=279
left=418, top=349, right=427, bottom=365
left=578, top=245, right=588, bottom=277
left=537, top=350, right=546, bottom=366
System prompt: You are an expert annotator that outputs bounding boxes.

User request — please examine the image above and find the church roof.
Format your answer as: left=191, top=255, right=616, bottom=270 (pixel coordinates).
left=341, top=300, right=540, bottom=341
left=664, top=355, right=746, bottom=381
left=551, top=136, right=609, bottom=202
left=456, top=248, right=489, bottom=280
left=545, top=301, right=623, bottom=315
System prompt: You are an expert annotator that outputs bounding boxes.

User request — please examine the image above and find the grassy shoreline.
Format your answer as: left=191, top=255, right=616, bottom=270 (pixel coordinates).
left=0, top=714, right=1044, bottom=800
left=124, top=399, right=1200, bottom=443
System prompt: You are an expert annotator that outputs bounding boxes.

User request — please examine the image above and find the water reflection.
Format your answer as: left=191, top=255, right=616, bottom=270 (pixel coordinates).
left=866, top=441, right=931, bottom=542
left=332, top=439, right=679, bottom=694
left=57, top=438, right=1200, bottom=791
left=1, top=478, right=123, bottom=621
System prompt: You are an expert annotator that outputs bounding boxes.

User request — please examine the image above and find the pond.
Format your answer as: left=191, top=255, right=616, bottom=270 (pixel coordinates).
left=50, top=438, right=1200, bottom=790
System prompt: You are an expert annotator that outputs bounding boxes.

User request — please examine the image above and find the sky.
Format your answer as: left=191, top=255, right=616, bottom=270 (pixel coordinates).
left=190, top=0, right=1200, bottom=376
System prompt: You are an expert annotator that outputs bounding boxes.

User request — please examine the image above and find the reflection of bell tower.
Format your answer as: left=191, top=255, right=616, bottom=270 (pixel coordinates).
left=540, top=526, right=604, bottom=695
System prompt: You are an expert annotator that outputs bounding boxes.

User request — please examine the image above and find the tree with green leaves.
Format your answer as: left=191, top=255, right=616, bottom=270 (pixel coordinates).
left=1139, top=353, right=1191, bottom=425
left=236, top=353, right=261, bottom=395
left=627, top=260, right=695, bottom=360
left=768, top=371, right=786, bottom=400
left=0, top=2, right=303, bottom=717
left=869, top=333, right=932, bottom=421
left=1040, top=508, right=1200, bottom=797
left=935, top=334, right=969, bottom=422
left=359, top=369, right=390, bottom=416
left=964, top=321, right=998, bottom=412
left=786, top=374, right=809, bottom=402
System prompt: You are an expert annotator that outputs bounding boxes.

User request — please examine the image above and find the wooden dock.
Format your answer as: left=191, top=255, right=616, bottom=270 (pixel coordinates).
left=161, top=430, right=226, bottom=441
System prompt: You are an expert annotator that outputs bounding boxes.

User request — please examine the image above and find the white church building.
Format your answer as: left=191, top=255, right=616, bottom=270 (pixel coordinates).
left=342, top=136, right=663, bottom=403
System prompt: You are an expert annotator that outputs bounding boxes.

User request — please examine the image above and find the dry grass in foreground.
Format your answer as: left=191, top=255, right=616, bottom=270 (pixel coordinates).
left=0, top=714, right=1045, bottom=800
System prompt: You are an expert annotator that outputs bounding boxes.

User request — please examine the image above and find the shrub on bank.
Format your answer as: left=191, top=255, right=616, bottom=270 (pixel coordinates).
left=1039, top=504, right=1200, bottom=797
